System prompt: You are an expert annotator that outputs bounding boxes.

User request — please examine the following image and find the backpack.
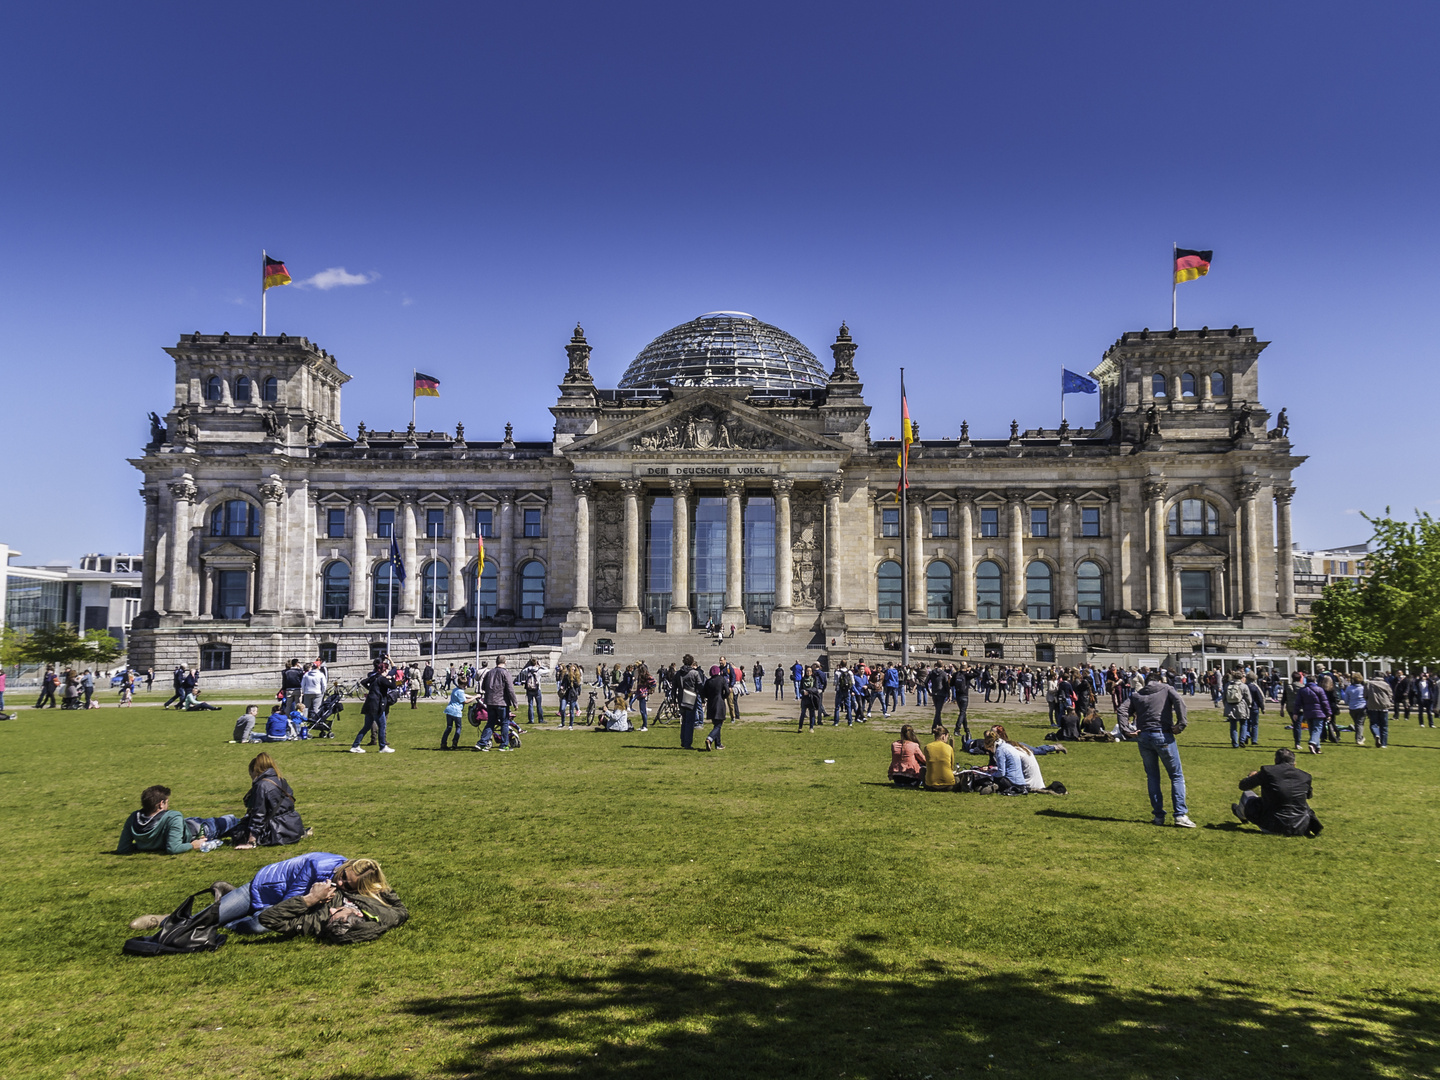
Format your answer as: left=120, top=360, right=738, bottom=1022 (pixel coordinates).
left=122, top=890, right=226, bottom=956
left=524, top=670, right=539, bottom=692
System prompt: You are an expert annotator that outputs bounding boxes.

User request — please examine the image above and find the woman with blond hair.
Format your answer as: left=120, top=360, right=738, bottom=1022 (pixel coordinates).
left=232, top=752, right=309, bottom=849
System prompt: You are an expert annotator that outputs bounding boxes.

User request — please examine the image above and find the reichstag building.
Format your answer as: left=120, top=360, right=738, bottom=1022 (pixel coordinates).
left=129, top=311, right=1303, bottom=674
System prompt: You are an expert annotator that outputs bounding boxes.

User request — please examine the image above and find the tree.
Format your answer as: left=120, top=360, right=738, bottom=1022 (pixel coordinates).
left=1291, top=578, right=1383, bottom=660
left=82, top=628, right=123, bottom=669
left=0, top=627, right=26, bottom=670
left=13, top=623, right=122, bottom=670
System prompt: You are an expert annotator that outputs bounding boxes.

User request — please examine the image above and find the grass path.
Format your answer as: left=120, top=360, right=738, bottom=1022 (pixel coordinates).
left=3, top=692, right=1438, bottom=1078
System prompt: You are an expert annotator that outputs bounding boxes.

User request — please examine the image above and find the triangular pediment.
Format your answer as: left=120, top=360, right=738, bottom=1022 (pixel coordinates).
left=565, top=389, right=848, bottom=455
left=200, top=541, right=259, bottom=563
left=1172, top=540, right=1226, bottom=558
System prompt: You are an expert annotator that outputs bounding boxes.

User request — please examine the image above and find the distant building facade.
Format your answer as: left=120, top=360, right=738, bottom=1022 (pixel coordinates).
left=128, top=314, right=1305, bottom=674
left=1292, top=542, right=1370, bottom=616
left=2, top=545, right=144, bottom=645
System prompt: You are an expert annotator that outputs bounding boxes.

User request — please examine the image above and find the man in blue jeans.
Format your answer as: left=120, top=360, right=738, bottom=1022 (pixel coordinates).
left=676, top=654, right=704, bottom=749
left=1117, top=669, right=1196, bottom=827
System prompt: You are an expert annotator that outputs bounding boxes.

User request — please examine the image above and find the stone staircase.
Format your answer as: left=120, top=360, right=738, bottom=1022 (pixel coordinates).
left=564, top=625, right=830, bottom=671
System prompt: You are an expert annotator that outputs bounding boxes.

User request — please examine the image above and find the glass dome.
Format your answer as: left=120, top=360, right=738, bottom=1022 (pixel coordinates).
left=617, top=312, right=828, bottom=391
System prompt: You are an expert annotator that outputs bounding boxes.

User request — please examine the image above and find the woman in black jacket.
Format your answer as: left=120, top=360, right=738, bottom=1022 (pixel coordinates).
left=233, top=752, right=308, bottom=849
left=350, top=658, right=398, bottom=754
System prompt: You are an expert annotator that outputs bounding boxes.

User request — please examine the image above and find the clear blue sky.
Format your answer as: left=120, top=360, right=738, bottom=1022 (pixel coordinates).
left=3, top=2, right=1435, bottom=564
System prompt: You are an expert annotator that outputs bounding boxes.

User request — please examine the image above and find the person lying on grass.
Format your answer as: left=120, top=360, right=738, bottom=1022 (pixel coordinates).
left=889, top=724, right=926, bottom=787
left=116, top=785, right=232, bottom=854
left=129, top=854, right=407, bottom=944
left=1231, top=747, right=1323, bottom=837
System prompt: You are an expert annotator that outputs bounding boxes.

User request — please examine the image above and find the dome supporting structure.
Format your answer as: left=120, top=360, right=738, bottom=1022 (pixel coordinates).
left=618, top=312, right=829, bottom=392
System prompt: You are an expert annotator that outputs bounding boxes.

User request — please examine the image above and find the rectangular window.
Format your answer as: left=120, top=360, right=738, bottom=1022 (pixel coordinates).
left=523, top=508, right=542, bottom=537
left=376, top=509, right=394, bottom=538
left=215, top=571, right=248, bottom=620
left=1081, top=506, right=1101, bottom=537
left=930, top=508, right=949, bottom=537
left=979, top=507, right=999, bottom=537
left=200, top=643, right=231, bottom=671
left=426, top=508, right=446, bottom=538
left=881, top=508, right=899, bottom=537
left=326, top=509, right=346, bottom=538
left=474, top=509, right=493, bottom=538
left=1030, top=507, right=1049, bottom=537
left=318, top=642, right=337, bottom=663
left=1180, top=570, right=1212, bottom=618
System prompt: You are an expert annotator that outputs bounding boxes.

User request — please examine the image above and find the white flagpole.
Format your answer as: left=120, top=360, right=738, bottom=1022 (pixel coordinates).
left=261, top=248, right=267, bottom=336
left=430, top=544, right=438, bottom=668
left=412, top=368, right=417, bottom=429
left=1171, top=241, right=1177, bottom=330
left=1061, top=367, right=1066, bottom=426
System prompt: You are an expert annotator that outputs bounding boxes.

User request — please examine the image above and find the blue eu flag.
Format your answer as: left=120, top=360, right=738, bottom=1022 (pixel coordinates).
left=389, top=536, right=407, bottom=583
left=1062, top=368, right=1098, bottom=395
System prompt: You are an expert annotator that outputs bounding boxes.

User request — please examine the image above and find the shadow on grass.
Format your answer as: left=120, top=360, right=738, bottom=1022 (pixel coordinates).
left=1032, top=807, right=1146, bottom=825
left=394, top=947, right=1440, bottom=1079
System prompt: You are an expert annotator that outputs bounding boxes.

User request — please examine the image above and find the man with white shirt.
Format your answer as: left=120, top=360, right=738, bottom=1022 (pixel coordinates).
left=300, top=661, right=327, bottom=716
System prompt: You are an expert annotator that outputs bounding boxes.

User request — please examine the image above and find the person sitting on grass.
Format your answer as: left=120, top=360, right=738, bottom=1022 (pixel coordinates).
left=116, top=785, right=232, bottom=854
left=923, top=725, right=957, bottom=791
left=1231, top=747, right=1323, bottom=837
left=988, top=722, right=1067, bottom=757
left=232, top=752, right=309, bottom=850
left=231, top=704, right=261, bottom=743
left=1078, top=708, right=1115, bottom=741
left=888, top=724, right=926, bottom=787
left=181, top=688, right=222, bottom=711
left=595, top=695, right=633, bottom=732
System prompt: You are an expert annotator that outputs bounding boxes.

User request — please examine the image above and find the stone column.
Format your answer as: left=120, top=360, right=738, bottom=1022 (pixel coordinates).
left=400, top=496, right=419, bottom=617
left=349, top=496, right=369, bottom=617
left=616, top=480, right=644, bottom=633
left=449, top=499, right=467, bottom=615
left=165, top=475, right=196, bottom=616
left=496, top=491, right=516, bottom=619
left=1144, top=479, right=1170, bottom=623
left=569, top=479, right=593, bottom=629
left=1006, top=491, right=1026, bottom=618
left=956, top=493, right=976, bottom=624
left=665, top=479, right=692, bottom=633
left=1237, top=480, right=1262, bottom=616
left=721, top=479, right=746, bottom=630
left=1275, top=485, right=1296, bottom=616
left=907, top=495, right=925, bottom=617
left=140, top=488, right=160, bottom=616
left=823, top=477, right=844, bottom=615
left=1110, top=487, right=1129, bottom=614
left=1171, top=565, right=1184, bottom=618
left=1057, top=491, right=1077, bottom=624
left=257, top=475, right=286, bottom=616
left=771, top=478, right=795, bottom=631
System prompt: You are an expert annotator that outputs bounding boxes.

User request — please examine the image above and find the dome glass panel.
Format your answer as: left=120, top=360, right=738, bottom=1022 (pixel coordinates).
left=617, top=312, right=827, bottom=391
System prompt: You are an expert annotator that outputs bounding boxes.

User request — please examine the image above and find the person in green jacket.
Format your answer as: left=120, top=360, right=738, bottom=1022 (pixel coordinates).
left=116, top=785, right=230, bottom=854
left=257, top=858, right=409, bottom=944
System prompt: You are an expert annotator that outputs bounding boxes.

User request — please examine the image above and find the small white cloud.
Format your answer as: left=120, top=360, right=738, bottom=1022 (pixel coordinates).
left=298, top=267, right=378, bottom=290
left=226, top=296, right=247, bottom=306
left=401, top=295, right=414, bottom=306
left=1343, top=508, right=1363, bottom=515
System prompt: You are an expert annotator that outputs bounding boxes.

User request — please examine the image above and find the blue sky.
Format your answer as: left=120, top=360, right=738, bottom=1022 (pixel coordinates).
left=2, top=2, right=1436, bottom=563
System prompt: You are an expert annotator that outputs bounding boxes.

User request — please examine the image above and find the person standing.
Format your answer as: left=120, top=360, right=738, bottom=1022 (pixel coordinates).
left=119, top=668, right=136, bottom=706
left=753, top=662, right=764, bottom=695
left=422, top=662, right=435, bottom=699
left=281, top=659, right=304, bottom=712
left=474, top=656, right=519, bottom=751
left=81, top=669, right=95, bottom=710
left=674, top=654, right=704, bottom=749
left=790, top=660, right=805, bottom=701
left=1223, top=669, right=1251, bottom=748
left=441, top=678, right=468, bottom=750
left=300, top=661, right=326, bottom=716
left=928, top=664, right=951, bottom=729
left=797, top=664, right=823, bottom=732
left=1416, top=671, right=1435, bottom=728
left=519, top=659, right=545, bottom=725
left=144, top=668, right=154, bottom=693
left=0, top=668, right=6, bottom=713
left=1341, top=673, right=1368, bottom=746
left=1290, top=671, right=1333, bottom=755
left=161, top=665, right=185, bottom=709
left=1363, top=672, right=1393, bottom=748
left=702, top=665, right=728, bottom=750
left=35, top=666, right=59, bottom=709
left=349, top=659, right=397, bottom=754
left=831, top=662, right=855, bottom=726
left=1116, top=670, right=1195, bottom=828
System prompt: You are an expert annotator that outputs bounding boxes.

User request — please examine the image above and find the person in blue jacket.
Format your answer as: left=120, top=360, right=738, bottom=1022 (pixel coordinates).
left=442, top=678, right=469, bottom=749
left=129, top=851, right=349, bottom=934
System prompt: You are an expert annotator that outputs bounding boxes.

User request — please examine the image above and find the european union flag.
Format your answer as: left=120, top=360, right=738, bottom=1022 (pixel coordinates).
left=1062, top=368, right=1098, bottom=395
left=389, top=536, right=407, bottom=583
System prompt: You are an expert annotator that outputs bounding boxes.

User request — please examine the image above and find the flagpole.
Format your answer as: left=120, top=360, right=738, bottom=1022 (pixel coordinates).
left=430, top=544, right=438, bottom=669
left=1171, top=241, right=1177, bottom=330
left=474, top=557, right=482, bottom=678
left=1060, top=367, right=1066, bottom=426
left=261, top=249, right=267, bottom=336
left=412, top=368, right=417, bottom=429
left=899, top=366, right=910, bottom=668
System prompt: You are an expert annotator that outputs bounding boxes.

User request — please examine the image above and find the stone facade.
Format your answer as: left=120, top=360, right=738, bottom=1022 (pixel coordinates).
left=128, top=319, right=1304, bottom=676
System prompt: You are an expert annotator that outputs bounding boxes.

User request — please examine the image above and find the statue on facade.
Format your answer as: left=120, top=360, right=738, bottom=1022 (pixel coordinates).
left=960, top=420, right=969, bottom=441
left=171, top=405, right=194, bottom=445
left=261, top=410, right=282, bottom=439
left=455, top=421, right=465, bottom=442
left=1058, top=418, right=1070, bottom=438
left=1233, top=402, right=1253, bottom=438
left=1144, top=404, right=1161, bottom=438
left=1009, top=419, right=1019, bottom=440
left=306, top=416, right=319, bottom=445
left=1268, top=407, right=1289, bottom=439
left=147, top=412, right=167, bottom=449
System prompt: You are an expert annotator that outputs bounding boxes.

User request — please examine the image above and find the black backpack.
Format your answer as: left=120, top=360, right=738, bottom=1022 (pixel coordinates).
left=122, top=889, right=227, bottom=956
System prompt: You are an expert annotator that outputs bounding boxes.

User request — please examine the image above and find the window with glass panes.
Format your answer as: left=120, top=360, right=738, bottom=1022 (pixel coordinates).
left=474, top=509, right=493, bottom=538
left=523, top=508, right=542, bottom=537
left=881, top=508, right=899, bottom=537
left=980, top=507, right=999, bottom=537
left=426, top=508, right=445, bottom=538
left=376, top=509, right=395, bottom=538
left=327, top=509, right=346, bottom=538
left=976, top=561, right=1002, bottom=618
left=1030, top=507, right=1049, bottom=537
left=1077, top=561, right=1104, bottom=620
left=1081, top=506, right=1101, bottom=537
left=930, top=508, right=949, bottom=537
left=877, top=561, right=902, bottom=618
left=1167, top=499, right=1219, bottom=536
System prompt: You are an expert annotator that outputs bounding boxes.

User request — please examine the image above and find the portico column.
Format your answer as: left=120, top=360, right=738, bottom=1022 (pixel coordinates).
left=1237, top=480, right=1262, bottom=616
left=771, top=478, right=794, bottom=631
left=1275, top=485, right=1296, bottom=616
left=1144, top=479, right=1170, bottom=623
left=1057, top=492, right=1078, bottom=624
left=1171, top=565, right=1184, bottom=618
left=823, top=477, right=844, bottom=615
left=956, top=493, right=975, bottom=624
left=165, top=475, right=196, bottom=616
left=723, top=479, right=746, bottom=630
left=1215, top=565, right=1228, bottom=618
left=400, top=496, right=419, bottom=617
left=666, top=479, right=692, bottom=633
left=349, top=496, right=369, bottom=616
left=496, top=492, right=516, bottom=619
left=257, top=475, right=285, bottom=616
left=1006, top=491, right=1026, bottom=618
left=140, top=488, right=160, bottom=616
left=448, top=499, right=467, bottom=615
left=616, top=480, right=643, bottom=633
left=569, top=479, right=593, bottom=629
left=907, top=495, right=925, bottom=617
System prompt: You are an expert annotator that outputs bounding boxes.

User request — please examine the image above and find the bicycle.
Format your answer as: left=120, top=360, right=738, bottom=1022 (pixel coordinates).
left=332, top=679, right=367, bottom=700
left=650, top=692, right=681, bottom=726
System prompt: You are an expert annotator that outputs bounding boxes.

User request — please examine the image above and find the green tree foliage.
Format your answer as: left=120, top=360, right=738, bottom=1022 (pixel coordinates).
left=11, top=624, right=123, bottom=670
left=1301, top=511, right=1440, bottom=666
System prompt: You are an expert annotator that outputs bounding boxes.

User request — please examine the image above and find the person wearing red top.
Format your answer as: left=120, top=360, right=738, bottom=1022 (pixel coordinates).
left=888, top=724, right=926, bottom=787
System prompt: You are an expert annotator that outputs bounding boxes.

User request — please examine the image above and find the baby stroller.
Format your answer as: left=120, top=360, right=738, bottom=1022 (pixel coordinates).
left=304, top=687, right=344, bottom=739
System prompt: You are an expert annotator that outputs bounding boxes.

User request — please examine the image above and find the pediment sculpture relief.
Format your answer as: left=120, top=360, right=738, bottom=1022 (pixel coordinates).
left=633, top=406, right=781, bottom=452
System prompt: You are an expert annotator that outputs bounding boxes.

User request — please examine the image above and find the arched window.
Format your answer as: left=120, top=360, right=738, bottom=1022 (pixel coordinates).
left=976, top=560, right=1002, bottom=620
left=1180, top=372, right=1196, bottom=397
left=876, top=560, right=902, bottom=619
left=471, top=560, right=497, bottom=618
left=210, top=499, right=259, bottom=537
left=372, top=562, right=397, bottom=619
left=261, top=376, right=278, bottom=402
left=234, top=376, right=252, bottom=403
left=926, top=562, right=952, bottom=619
left=519, top=560, right=546, bottom=619
left=1151, top=373, right=1167, bottom=398
left=205, top=376, right=222, bottom=402
left=1167, top=498, right=1220, bottom=536
left=1210, top=371, right=1226, bottom=396
left=1025, top=562, right=1053, bottom=620
left=321, top=562, right=350, bottom=620
left=421, top=560, right=449, bottom=620
left=1077, top=561, right=1104, bottom=621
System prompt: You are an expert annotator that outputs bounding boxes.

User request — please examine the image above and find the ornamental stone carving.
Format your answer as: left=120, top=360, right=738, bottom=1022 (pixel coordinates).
left=619, top=478, right=644, bottom=498
left=1235, top=480, right=1262, bottom=501
left=822, top=477, right=844, bottom=499
left=668, top=478, right=692, bottom=499
left=1274, top=485, right=1295, bottom=504
left=771, top=477, right=794, bottom=497
left=633, top=404, right=780, bottom=451
left=571, top=478, right=593, bottom=499
left=258, top=476, right=286, bottom=504
left=1142, top=480, right=1167, bottom=502
left=168, top=476, right=197, bottom=501
left=593, top=488, right=623, bottom=607
left=791, top=487, right=823, bottom=609
left=722, top=478, right=746, bottom=498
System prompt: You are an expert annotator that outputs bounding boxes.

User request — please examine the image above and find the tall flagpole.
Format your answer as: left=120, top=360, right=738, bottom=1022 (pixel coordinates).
left=412, top=368, right=417, bottom=429
left=899, top=366, right=910, bottom=668
left=1060, top=366, right=1066, bottom=426
left=1171, top=241, right=1177, bottom=330
left=261, top=249, right=267, bottom=336
left=430, top=544, right=438, bottom=669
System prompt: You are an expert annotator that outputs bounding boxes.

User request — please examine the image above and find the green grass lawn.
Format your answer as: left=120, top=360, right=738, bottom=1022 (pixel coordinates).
left=3, top=690, right=1439, bottom=1079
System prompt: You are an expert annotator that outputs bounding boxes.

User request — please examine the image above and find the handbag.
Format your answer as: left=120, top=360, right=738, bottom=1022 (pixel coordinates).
left=122, top=889, right=226, bottom=956
left=680, top=687, right=699, bottom=709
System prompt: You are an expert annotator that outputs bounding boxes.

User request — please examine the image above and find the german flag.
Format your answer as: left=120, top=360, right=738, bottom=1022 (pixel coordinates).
left=476, top=533, right=485, bottom=576
left=414, top=371, right=441, bottom=398
left=263, top=255, right=292, bottom=291
left=896, top=373, right=913, bottom=495
left=1174, top=248, right=1212, bottom=284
